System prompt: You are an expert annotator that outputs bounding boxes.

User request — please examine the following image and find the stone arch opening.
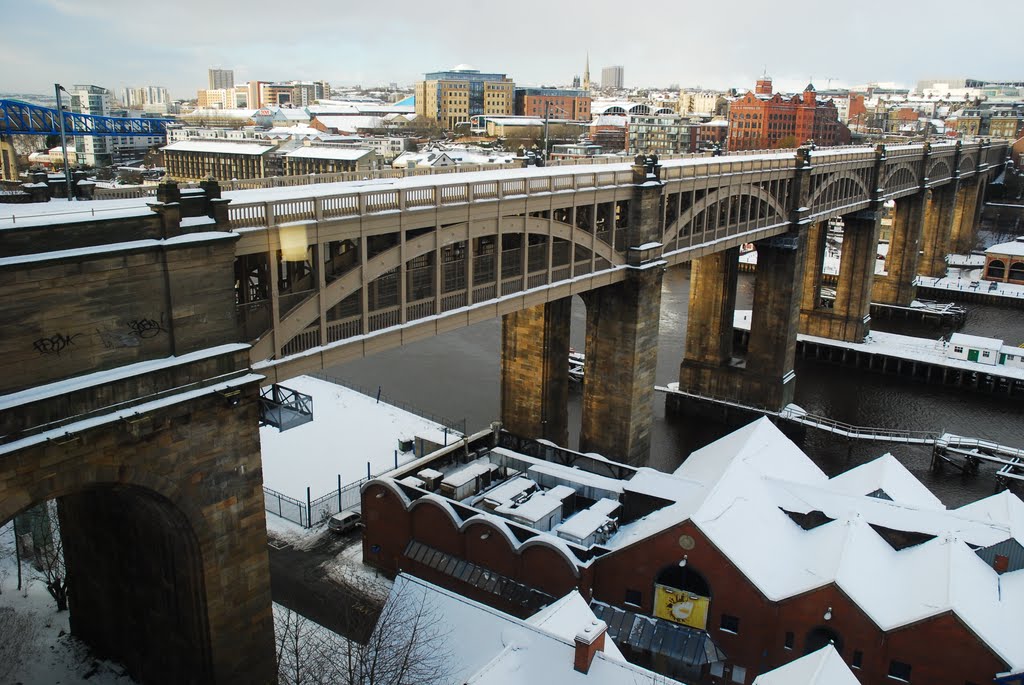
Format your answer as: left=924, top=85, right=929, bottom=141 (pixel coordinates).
left=804, top=624, right=843, bottom=655
left=987, top=259, right=1006, bottom=280
left=4, top=485, right=212, bottom=685
left=1008, top=261, right=1024, bottom=282
left=656, top=562, right=712, bottom=598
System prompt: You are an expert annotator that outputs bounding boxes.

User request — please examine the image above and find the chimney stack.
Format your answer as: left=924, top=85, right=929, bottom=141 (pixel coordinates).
left=573, top=619, right=608, bottom=674
left=994, top=554, right=1009, bottom=574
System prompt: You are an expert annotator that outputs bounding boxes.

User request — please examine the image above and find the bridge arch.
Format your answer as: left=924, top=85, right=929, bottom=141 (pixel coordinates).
left=0, top=381, right=275, bottom=684
left=882, top=163, right=919, bottom=194
left=926, top=159, right=952, bottom=182
left=2, top=481, right=212, bottom=684
left=806, top=171, right=871, bottom=210
left=662, top=185, right=788, bottom=245
left=958, top=152, right=977, bottom=174
left=256, top=216, right=623, bottom=359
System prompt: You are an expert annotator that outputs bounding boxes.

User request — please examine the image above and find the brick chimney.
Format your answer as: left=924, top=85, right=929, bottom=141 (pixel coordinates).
left=994, top=554, right=1009, bottom=574
left=573, top=619, right=608, bottom=674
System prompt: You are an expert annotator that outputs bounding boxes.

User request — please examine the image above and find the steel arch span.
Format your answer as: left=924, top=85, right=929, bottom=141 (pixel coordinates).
left=0, top=99, right=173, bottom=137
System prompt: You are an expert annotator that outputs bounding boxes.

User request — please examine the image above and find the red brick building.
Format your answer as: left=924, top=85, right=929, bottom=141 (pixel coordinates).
left=514, top=88, right=591, bottom=121
left=362, top=419, right=1024, bottom=685
left=727, top=78, right=844, bottom=151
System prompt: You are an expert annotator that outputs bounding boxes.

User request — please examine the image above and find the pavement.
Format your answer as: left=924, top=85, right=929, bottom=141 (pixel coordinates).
left=267, top=527, right=382, bottom=643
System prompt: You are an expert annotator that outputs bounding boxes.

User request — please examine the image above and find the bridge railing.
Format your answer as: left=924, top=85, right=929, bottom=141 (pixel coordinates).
left=221, top=140, right=1009, bottom=232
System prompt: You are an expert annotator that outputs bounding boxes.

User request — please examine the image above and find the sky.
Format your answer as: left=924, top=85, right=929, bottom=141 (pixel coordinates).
left=1, top=0, right=1022, bottom=99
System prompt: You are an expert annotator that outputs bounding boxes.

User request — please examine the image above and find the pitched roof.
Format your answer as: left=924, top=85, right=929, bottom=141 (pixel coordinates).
left=384, top=574, right=676, bottom=685
left=753, top=645, right=858, bottom=685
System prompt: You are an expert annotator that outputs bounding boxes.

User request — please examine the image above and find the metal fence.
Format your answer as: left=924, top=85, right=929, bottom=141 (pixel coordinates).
left=264, top=477, right=368, bottom=529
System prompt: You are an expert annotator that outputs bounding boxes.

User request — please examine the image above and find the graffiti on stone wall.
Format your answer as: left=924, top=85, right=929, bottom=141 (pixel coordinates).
left=127, top=315, right=167, bottom=339
left=32, top=333, right=83, bottom=356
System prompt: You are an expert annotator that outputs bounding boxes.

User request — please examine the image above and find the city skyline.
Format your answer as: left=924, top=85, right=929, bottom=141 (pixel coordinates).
left=3, top=0, right=1022, bottom=99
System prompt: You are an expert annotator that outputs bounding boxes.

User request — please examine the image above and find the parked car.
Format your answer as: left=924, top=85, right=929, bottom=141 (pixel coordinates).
left=327, top=510, right=361, bottom=534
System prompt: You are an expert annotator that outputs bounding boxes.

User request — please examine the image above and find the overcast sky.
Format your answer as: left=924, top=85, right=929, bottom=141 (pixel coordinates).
left=2, top=0, right=1022, bottom=99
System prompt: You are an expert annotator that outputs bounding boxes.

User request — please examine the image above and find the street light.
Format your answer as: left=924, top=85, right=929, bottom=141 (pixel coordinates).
left=54, top=83, right=73, bottom=201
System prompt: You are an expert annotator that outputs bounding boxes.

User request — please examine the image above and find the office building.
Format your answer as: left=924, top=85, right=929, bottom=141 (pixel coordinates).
left=208, top=68, right=234, bottom=90
left=415, top=66, right=515, bottom=129
left=601, top=66, right=624, bottom=90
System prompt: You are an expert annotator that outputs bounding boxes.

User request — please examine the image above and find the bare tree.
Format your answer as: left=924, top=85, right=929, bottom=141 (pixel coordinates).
left=26, top=502, right=68, bottom=611
left=275, top=575, right=451, bottom=685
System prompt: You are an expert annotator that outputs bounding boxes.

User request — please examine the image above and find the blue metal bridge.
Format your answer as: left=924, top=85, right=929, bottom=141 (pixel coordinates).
left=0, top=99, right=173, bottom=137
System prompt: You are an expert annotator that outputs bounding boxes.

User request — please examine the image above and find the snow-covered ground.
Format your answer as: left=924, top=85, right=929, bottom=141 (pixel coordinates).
left=259, top=375, right=453, bottom=501
left=0, top=523, right=136, bottom=685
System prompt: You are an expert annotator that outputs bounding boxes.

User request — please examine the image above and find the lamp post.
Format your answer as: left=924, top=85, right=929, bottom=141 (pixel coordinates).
left=54, top=83, right=73, bottom=201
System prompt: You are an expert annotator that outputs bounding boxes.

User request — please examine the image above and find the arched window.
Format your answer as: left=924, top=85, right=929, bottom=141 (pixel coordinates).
left=805, top=626, right=843, bottom=655
left=987, top=259, right=1006, bottom=280
left=1008, top=261, right=1024, bottom=282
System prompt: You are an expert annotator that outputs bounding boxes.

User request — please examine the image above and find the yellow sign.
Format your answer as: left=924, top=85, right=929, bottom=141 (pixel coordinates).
left=654, top=584, right=709, bottom=630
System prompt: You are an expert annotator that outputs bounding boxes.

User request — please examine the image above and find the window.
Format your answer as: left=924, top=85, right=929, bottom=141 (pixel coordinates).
left=783, top=631, right=794, bottom=649
left=720, top=614, right=739, bottom=634
left=624, top=589, right=642, bottom=606
left=888, top=660, right=911, bottom=681
left=954, top=346, right=963, bottom=353
left=731, top=665, right=746, bottom=683
left=852, top=650, right=863, bottom=669
left=983, top=351, right=991, bottom=357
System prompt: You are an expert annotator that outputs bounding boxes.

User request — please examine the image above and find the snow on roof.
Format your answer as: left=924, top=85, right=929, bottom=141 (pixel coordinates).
left=753, top=645, right=859, bottom=685
left=555, top=500, right=620, bottom=541
left=622, top=468, right=703, bottom=511
left=590, top=115, right=628, bottom=127
left=957, top=490, right=1024, bottom=542
left=949, top=332, right=1004, bottom=350
left=311, top=115, right=384, bottom=132
left=487, top=117, right=545, bottom=126
left=495, top=485, right=573, bottom=522
left=673, top=417, right=827, bottom=486
left=283, top=147, right=373, bottom=161
left=443, top=460, right=496, bottom=488
left=986, top=237, right=1024, bottom=257
left=383, top=574, right=669, bottom=685
left=264, top=108, right=311, bottom=121
left=522, top=460, right=625, bottom=495
left=526, top=591, right=625, bottom=661
left=162, top=140, right=276, bottom=155
left=258, top=376, right=450, bottom=500
left=181, top=108, right=258, bottom=120
left=663, top=419, right=1024, bottom=669
left=825, top=453, right=945, bottom=509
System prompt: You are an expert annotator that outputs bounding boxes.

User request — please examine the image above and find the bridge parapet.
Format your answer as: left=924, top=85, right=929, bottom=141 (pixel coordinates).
left=0, top=182, right=238, bottom=395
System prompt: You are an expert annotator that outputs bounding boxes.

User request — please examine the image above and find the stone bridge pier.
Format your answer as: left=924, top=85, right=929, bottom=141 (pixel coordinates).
left=0, top=184, right=276, bottom=685
left=801, top=209, right=882, bottom=342
left=500, top=157, right=665, bottom=462
left=873, top=192, right=926, bottom=306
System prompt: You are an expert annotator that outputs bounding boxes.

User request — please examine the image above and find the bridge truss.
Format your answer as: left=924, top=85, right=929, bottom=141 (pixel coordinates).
left=0, top=99, right=173, bottom=137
